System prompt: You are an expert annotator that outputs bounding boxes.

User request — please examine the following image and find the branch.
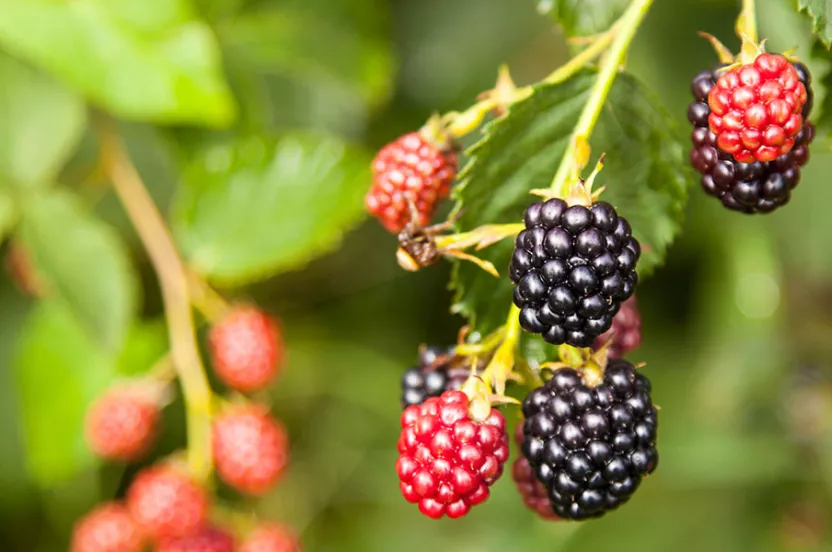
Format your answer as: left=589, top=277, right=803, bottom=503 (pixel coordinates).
left=97, top=118, right=213, bottom=483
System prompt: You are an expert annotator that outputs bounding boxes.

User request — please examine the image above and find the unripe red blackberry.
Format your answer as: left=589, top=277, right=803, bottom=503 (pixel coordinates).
left=365, top=132, right=457, bottom=233
left=509, top=199, right=640, bottom=348
left=208, top=306, right=284, bottom=393
left=157, top=526, right=235, bottom=552
left=401, top=346, right=471, bottom=408
left=71, top=502, right=144, bottom=552
left=240, top=524, right=302, bottom=552
left=511, top=423, right=560, bottom=520
left=707, top=53, right=807, bottom=163
left=213, top=405, right=289, bottom=495
left=126, top=466, right=209, bottom=541
left=689, top=62, right=814, bottom=214
left=396, top=390, right=509, bottom=519
left=85, top=385, right=161, bottom=462
left=592, top=296, right=641, bottom=359
left=521, top=360, right=658, bottom=520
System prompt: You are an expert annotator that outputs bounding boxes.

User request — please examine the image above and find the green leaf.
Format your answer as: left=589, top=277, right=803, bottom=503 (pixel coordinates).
left=15, top=302, right=115, bottom=486
left=450, top=70, right=689, bottom=334
left=797, top=0, right=832, bottom=47
left=217, top=0, right=393, bottom=133
left=0, top=53, right=85, bottom=189
left=172, top=132, right=371, bottom=285
left=536, top=0, right=629, bottom=37
left=18, top=189, right=138, bottom=351
left=0, top=190, right=18, bottom=241
left=0, top=0, right=235, bottom=126
left=15, top=302, right=164, bottom=486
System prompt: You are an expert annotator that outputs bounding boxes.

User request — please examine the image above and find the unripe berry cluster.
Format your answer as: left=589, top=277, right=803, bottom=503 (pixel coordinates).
left=73, top=304, right=300, bottom=552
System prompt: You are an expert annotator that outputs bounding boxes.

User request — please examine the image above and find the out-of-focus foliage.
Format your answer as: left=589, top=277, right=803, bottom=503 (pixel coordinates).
left=0, top=0, right=831, bottom=551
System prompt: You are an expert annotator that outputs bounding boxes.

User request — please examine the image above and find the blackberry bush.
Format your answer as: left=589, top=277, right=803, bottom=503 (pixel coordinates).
left=509, top=198, right=640, bottom=348
left=689, top=62, right=814, bottom=213
left=521, top=360, right=658, bottom=520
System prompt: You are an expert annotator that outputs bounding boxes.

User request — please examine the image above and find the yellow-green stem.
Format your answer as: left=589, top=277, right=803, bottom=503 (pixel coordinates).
left=740, top=0, right=758, bottom=44
left=98, top=119, right=214, bottom=484
left=445, top=28, right=618, bottom=138
left=549, top=0, right=655, bottom=197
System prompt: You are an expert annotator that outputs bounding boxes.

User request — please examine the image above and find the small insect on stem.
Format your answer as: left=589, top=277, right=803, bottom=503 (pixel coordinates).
left=396, top=199, right=458, bottom=271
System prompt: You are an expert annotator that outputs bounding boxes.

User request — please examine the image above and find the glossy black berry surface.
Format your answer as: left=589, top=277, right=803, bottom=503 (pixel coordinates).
left=689, top=63, right=814, bottom=214
left=401, top=346, right=469, bottom=408
left=509, top=199, right=640, bottom=348
left=521, top=360, right=658, bottom=520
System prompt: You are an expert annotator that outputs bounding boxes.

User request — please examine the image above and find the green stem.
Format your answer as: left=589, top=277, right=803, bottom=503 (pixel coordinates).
left=98, top=119, right=214, bottom=484
left=740, top=0, right=758, bottom=44
left=444, top=28, right=618, bottom=139
left=549, top=0, right=654, bottom=197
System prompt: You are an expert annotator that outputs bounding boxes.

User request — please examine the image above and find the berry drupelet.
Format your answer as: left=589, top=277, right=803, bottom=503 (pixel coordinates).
left=689, top=61, right=814, bottom=214
left=521, top=360, right=658, bottom=520
left=401, top=346, right=471, bottom=408
left=365, top=132, right=457, bottom=233
left=509, top=198, right=640, bottom=348
left=511, top=423, right=560, bottom=520
left=396, top=390, right=509, bottom=519
left=707, top=53, right=807, bottom=163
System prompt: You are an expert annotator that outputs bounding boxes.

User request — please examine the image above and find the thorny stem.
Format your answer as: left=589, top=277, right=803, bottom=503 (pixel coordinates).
left=98, top=119, right=214, bottom=484
left=549, top=0, right=655, bottom=197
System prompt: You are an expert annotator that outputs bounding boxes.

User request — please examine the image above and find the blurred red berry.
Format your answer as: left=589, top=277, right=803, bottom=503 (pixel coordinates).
left=396, top=390, right=509, bottom=519
left=209, top=306, right=284, bottom=393
left=510, top=424, right=560, bottom=520
left=593, top=295, right=642, bottom=359
left=126, top=466, right=209, bottom=541
left=85, top=386, right=160, bottom=462
left=71, top=502, right=144, bottom=552
left=365, top=132, right=457, bottom=233
left=240, top=524, right=302, bottom=552
left=213, top=406, right=289, bottom=495
left=156, top=526, right=235, bottom=552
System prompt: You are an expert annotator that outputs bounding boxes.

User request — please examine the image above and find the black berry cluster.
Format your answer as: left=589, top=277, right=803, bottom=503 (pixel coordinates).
left=688, top=62, right=814, bottom=213
left=509, top=199, right=640, bottom=348
left=521, top=360, right=658, bottom=520
left=400, top=346, right=470, bottom=408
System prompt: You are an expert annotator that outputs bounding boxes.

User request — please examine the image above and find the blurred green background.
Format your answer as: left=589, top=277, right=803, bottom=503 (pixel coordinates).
left=0, top=0, right=831, bottom=550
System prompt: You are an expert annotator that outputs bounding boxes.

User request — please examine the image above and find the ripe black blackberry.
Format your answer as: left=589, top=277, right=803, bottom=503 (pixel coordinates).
left=509, top=199, right=640, bottom=348
left=688, top=62, right=814, bottom=214
left=400, top=346, right=470, bottom=408
left=521, top=360, right=658, bottom=520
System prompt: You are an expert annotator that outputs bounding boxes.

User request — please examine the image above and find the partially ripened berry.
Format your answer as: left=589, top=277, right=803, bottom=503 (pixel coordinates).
left=240, top=524, right=302, bottom=552
left=509, top=199, right=640, bottom=348
left=71, top=502, right=144, bottom=552
left=126, top=466, right=209, bottom=541
left=85, top=386, right=160, bottom=462
left=208, top=306, right=283, bottom=393
left=521, top=360, right=658, bottom=520
left=213, top=406, right=289, bottom=495
left=592, top=296, right=642, bottom=359
left=401, top=346, right=470, bottom=408
left=396, top=390, right=509, bottom=519
left=157, top=526, right=235, bottom=552
left=690, top=62, right=814, bottom=213
left=707, top=53, right=807, bottom=163
left=365, top=132, right=457, bottom=233
left=511, top=424, right=559, bottom=520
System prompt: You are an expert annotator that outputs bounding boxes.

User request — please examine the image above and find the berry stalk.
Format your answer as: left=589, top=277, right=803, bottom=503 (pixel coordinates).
left=738, top=0, right=758, bottom=45
left=98, top=119, right=214, bottom=484
left=550, top=0, right=655, bottom=198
